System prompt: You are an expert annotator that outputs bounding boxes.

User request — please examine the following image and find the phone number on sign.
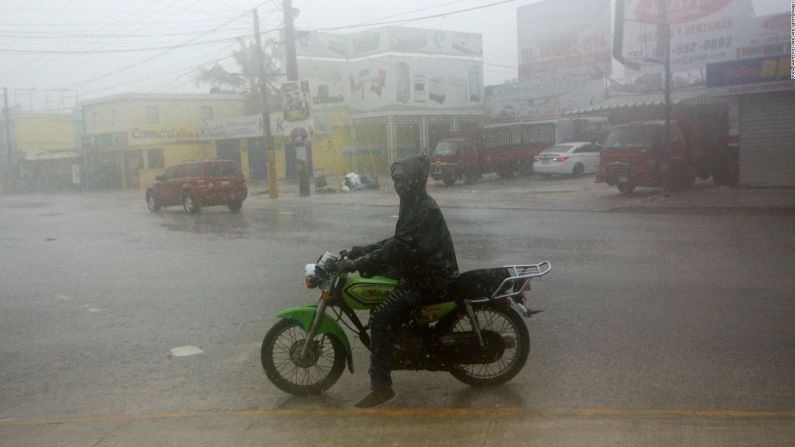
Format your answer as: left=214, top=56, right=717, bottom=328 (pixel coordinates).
left=673, top=37, right=732, bottom=55
left=791, top=0, right=794, bottom=79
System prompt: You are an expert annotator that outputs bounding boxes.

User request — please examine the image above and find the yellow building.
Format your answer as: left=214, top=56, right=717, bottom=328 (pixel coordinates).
left=15, top=113, right=76, bottom=153
left=270, top=108, right=352, bottom=181
left=81, top=93, right=251, bottom=189
left=13, top=113, right=79, bottom=191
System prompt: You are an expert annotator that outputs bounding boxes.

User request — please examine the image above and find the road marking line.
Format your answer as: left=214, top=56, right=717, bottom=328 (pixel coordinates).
left=170, top=346, right=204, bottom=357
left=2, top=407, right=794, bottom=428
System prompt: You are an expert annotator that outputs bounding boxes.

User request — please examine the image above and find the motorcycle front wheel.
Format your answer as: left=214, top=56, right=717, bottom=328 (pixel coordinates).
left=261, top=319, right=346, bottom=395
left=444, top=306, right=530, bottom=386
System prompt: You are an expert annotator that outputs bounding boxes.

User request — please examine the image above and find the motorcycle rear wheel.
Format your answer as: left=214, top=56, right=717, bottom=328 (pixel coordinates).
left=445, top=306, right=530, bottom=386
left=261, top=319, right=346, bottom=395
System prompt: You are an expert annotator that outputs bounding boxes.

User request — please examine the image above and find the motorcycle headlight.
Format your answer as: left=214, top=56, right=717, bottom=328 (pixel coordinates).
left=304, top=263, right=319, bottom=289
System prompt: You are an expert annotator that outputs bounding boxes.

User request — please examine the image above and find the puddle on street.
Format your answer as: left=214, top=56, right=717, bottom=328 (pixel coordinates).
left=156, top=210, right=251, bottom=237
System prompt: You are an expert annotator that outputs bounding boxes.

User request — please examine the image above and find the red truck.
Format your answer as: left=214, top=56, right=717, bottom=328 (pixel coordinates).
left=431, top=118, right=607, bottom=186
left=597, top=119, right=732, bottom=193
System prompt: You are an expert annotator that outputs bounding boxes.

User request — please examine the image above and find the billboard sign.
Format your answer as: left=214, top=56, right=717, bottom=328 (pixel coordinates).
left=735, top=12, right=792, bottom=60
left=706, top=55, right=791, bottom=88
left=198, top=115, right=264, bottom=140
left=281, top=80, right=314, bottom=144
left=617, top=0, right=754, bottom=71
left=295, top=31, right=349, bottom=59
left=387, top=27, right=482, bottom=57
left=347, top=27, right=483, bottom=59
left=293, top=27, right=484, bottom=112
left=345, top=55, right=482, bottom=112
left=517, top=0, right=612, bottom=81
left=129, top=125, right=196, bottom=146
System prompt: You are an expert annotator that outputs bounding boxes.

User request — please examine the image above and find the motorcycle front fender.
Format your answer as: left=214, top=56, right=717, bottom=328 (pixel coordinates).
left=275, top=305, right=354, bottom=372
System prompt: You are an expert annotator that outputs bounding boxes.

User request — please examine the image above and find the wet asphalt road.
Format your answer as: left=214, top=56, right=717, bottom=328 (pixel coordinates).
left=1, top=185, right=794, bottom=420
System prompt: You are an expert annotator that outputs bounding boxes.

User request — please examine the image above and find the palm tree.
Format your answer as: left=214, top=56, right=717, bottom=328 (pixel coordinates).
left=196, top=37, right=281, bottom=112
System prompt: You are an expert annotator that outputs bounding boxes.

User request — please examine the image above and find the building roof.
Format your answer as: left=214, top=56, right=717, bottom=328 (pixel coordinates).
left=80, top=92, right=248, bottom=106
left=567, top=87, right=729, bottom=115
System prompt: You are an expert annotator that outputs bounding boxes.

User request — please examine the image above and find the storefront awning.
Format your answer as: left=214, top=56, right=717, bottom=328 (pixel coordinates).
left=21, top=150, right=80, bottom=161
left=567, top=88, right=729, bottom=115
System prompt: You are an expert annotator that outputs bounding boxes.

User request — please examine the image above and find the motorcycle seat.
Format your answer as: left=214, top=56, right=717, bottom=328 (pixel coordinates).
left=440, top=267, right=510, bottom=301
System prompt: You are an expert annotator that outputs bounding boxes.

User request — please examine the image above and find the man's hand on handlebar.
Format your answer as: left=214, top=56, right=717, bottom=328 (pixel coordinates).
left=347, top=246, right=368, bottom=259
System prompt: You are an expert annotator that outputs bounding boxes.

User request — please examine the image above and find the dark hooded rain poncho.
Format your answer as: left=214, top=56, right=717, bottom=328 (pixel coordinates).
left=353, top=154, right=459, bottom=295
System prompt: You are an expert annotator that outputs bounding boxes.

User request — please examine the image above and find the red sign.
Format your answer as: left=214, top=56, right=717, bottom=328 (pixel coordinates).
left=761, top=13, right=789, bottom=30
left=634, top=0, right=732, bottom=24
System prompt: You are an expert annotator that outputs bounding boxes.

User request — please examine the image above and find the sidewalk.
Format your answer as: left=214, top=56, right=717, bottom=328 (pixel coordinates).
left=251, top=176, right=795, bottom=213
left=2, top=406, right=794, bottom=446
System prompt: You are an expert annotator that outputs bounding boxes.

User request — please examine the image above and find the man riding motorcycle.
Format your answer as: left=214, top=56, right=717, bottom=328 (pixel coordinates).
left=336, top=154, right=459, bottom=408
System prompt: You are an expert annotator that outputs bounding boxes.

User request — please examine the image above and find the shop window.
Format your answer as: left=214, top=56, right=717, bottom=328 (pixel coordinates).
left=201, top=106, right=214, bottom=120
left=147, top=148, right=164, bottom=169
left=145, top=106, right=159, bottom=124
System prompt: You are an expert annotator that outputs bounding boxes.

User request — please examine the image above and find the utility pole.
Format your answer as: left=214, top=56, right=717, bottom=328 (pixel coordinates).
left=3, top=87, right=13, bottom=193
left=282, top=0, right=310, bottom=197
left=283, top=0, right=299, bottom=81
left=253, top=8, right=278, bottom=199
left=658, top=0, right=672, bottom=196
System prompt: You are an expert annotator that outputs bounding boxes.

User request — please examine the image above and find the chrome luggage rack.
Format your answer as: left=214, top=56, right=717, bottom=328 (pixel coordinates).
left=474, top=261, right=552, bottom=302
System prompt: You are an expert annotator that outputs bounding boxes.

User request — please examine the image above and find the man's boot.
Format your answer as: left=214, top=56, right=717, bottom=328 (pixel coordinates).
left=354, top=389, right=395, bottom=408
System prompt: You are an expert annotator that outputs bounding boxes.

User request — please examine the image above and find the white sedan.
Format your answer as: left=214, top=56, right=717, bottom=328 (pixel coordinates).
left=533, top=142, right=601, bottom=178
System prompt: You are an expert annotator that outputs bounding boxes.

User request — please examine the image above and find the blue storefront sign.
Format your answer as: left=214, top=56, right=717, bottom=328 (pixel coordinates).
left=706, top=55, right=791, bottom=88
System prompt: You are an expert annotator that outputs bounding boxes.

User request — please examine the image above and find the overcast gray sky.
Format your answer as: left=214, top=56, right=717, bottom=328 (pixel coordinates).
left=0, top=0, right=786, bottom=110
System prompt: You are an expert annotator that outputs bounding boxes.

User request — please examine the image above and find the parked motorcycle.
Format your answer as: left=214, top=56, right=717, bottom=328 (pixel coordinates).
left=261, top=251, right=552, bottom=395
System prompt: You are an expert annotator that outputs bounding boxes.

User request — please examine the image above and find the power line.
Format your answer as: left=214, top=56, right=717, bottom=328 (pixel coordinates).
left=0, top=31, right=279, bottom=55
left=54, top=0, right=274, bottom=90
left=333, top=0, right=473, bottom=26
left=79, top=48, right=239, bottom=99
left=0, top=28, right=252, bottom=39
left=0, top=0, right=192, bottom=83
left=1, top=0, right=282, bottom=83
left=312, top=0, right=517, bottom=32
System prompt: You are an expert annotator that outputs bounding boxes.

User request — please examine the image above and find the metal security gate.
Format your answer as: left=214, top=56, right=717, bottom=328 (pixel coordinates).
left=739, top=92, right=795, bottom=187
left=350, top=111, right=484, bottom=174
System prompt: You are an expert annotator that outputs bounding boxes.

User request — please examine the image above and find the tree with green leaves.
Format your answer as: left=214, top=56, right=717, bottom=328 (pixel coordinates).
left=195, top=37, right=281, bottom=113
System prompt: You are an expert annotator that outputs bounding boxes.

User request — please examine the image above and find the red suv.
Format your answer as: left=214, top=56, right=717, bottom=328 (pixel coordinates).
left=146, top=159, right=247, bottom=213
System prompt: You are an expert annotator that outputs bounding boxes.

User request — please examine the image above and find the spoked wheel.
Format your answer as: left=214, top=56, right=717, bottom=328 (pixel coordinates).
left=261, top=319, right=346, bottom=395
left=445, top=306, right=530, bottom=386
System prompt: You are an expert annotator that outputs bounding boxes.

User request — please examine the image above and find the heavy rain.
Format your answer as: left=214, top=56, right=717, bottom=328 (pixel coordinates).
left=1, top=0, right=794, bottom=445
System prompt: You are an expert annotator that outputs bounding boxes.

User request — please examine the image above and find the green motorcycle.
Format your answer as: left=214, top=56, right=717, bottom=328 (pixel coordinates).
left=261, top=251, right=552, bottom=396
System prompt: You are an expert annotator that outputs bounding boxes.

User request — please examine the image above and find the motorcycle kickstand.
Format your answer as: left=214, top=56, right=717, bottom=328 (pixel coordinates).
left=464, top=299, right=484, bottom=347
